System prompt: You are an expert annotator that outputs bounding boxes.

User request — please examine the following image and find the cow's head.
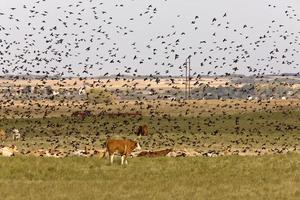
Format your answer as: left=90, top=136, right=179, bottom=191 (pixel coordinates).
left=135, top=142, right=141, bottom=151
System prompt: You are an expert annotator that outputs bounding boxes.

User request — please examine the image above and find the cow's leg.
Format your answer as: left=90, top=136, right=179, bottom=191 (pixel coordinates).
left=110, top=153, right=114, bottom=164
left=125, top=154, right=128, bottom=165
left=121, top=155, right=124, bottom=165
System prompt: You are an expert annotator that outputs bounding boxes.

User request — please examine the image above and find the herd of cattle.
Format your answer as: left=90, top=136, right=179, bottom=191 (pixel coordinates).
left=0, top=123, right=166, bottom=165
left=0, top=129, right=21, bottom=142
left=1, top=125, right=296, bottom=164
left=1, top=110, right=297, bottom=165
left=0, top=124, right=207, bottom=165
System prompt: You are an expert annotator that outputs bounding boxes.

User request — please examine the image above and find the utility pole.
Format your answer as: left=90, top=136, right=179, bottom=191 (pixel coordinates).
left=184, top=61, right=188, bottom=100
left=184, top=55, right=192, bottom=100
left=188, top=55, right=191, bottom=99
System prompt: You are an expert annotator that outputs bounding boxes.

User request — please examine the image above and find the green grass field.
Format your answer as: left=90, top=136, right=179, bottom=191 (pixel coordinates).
left=0, top=100, right=300, bottom=199
left=1, top=109, right=299, bottom=154
left=0, top=154, right=299, bottom=200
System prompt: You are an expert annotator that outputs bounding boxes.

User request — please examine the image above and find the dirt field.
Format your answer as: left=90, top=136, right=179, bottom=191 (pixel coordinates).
left=0, top=77, right=233, bottom=90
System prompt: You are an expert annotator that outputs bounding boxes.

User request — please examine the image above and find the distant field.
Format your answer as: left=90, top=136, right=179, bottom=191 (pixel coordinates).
left=0, top=77, right=233, bottom=90
left=0, top=155, right=299, bottom=200
left=1, top=99, right=299, bottom=118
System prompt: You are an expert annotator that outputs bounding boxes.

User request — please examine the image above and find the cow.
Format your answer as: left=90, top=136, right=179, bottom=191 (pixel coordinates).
left=99, top=112, right=142, bottom=118
left=0, top=129, right=6, bottom=142
left=12, top=129, right=21, bottom=141
left=136, top=124, right=149, bottom=136
left=0, top=145, right=18, bottom=157
left=71, top=110, right=92, bottom=120
left=137, top=149, right=172, bottom=157
left=103, top=138, right=141, bottom=165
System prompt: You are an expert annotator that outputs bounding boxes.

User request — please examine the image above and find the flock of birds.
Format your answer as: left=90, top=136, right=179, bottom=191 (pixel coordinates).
left=0, top=100, right=299, bottom=158
left=0, top=0, right=299, bottom=78
left=0, top=1, right=299, bottom=158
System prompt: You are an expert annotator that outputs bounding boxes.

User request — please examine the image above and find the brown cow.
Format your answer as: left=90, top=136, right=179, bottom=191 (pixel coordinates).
left=0, top=129, right=6, bottom=142
left=71, top=110, right=92, bottom=120
left=137, top=125, right=149, bottom=136
left=137, top=149, right=172, bottom=157
left=103, top=138, right=141, bottom=165
left=99, top=112, right=142, bottom=118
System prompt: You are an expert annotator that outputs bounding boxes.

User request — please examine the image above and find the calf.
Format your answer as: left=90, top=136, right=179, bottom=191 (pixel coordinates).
left=137, top=125, right=149, bottom=136
left=104, top=138, right=141, bottom=165
left=0, top=129, right=6, bottom=142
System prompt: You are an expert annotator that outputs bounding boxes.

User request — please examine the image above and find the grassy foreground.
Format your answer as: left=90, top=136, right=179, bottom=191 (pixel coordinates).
left=0, top=155, right=299, bottom=200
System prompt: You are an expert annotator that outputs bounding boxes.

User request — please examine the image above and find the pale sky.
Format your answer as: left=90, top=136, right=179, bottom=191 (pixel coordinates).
left=0, top=0, right=300, bottom=77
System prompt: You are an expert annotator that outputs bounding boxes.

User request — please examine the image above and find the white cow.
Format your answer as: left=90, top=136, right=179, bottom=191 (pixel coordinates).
left=12, top=129, right=21, bottom=141
left=0, top=145, right=18, bottom=157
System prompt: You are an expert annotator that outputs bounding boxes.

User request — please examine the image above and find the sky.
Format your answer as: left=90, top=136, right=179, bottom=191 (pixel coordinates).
left=0, top=0, right=300, bottom=77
